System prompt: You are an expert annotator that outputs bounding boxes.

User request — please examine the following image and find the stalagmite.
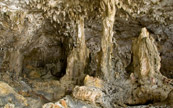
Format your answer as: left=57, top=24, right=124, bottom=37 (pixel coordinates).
left=127, top=28, right=173, bottom=105
left=132, top=28, right=161, bottom=80
left=61, top=16, right=89, bottom=86
left=99, top=0, right=116, bottom=81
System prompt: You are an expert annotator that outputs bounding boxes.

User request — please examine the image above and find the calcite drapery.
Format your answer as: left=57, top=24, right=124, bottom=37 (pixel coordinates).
left=99, top=0, right=116, bottom=81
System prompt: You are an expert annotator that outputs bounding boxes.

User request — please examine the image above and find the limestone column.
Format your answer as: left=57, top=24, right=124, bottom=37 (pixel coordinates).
left=99, top=0, right=116, bottom=81
left=61, top=16, right=89, bottom=86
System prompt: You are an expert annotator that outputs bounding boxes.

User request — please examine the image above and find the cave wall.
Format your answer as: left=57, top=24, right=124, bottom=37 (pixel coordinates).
left=0, top=0, right=173, bottom=108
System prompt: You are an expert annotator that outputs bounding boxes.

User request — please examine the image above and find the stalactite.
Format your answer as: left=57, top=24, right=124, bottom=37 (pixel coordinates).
left=99, top=0, right=116, bottom=81
left=61, top=16, right=89, bottom=86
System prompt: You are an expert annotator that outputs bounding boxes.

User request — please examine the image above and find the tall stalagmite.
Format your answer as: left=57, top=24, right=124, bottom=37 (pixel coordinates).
left=61, top=16, right=89, bottom=86
left=127, top=28, right=173, bottom=105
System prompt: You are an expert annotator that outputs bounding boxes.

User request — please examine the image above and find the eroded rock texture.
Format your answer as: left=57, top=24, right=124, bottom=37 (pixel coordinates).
left=0, top=0, right=173, bottom=108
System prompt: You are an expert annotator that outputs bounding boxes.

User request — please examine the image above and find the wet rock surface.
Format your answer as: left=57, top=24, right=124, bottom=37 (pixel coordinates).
left=0, top=0, right=173, bottom=108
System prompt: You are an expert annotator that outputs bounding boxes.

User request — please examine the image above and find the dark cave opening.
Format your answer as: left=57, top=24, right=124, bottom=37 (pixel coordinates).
left=22, top=39, right=67, bottom=81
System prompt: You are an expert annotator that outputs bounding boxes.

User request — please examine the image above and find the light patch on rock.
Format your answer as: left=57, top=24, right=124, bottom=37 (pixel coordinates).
left=4, top=103, right=15, bottom=108
left=84, top=75, right=103, bottom=89
left=72, top=86, right=104, bottom=104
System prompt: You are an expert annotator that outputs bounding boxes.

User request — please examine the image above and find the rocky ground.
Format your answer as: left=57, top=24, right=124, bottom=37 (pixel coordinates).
left=0, top=0, right=173, bottom=108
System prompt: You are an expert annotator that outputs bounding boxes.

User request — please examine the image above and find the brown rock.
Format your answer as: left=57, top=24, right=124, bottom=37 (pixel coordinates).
left=72, top=86, right=104, bottom=104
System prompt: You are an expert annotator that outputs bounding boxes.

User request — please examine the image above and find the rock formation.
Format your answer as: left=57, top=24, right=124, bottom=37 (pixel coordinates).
left=60, top=16, right=89, bottom=87
left=0, top=0, right=173, bottom=108
left=99, top=0, right=116, bottom=81
left=127, top=28, right=173, bottom=105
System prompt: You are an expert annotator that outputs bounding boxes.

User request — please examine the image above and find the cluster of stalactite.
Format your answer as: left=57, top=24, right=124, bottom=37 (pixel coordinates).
left=60, top=0, right=117, bottom=86
left=63, top=0, right=173, bottom=105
